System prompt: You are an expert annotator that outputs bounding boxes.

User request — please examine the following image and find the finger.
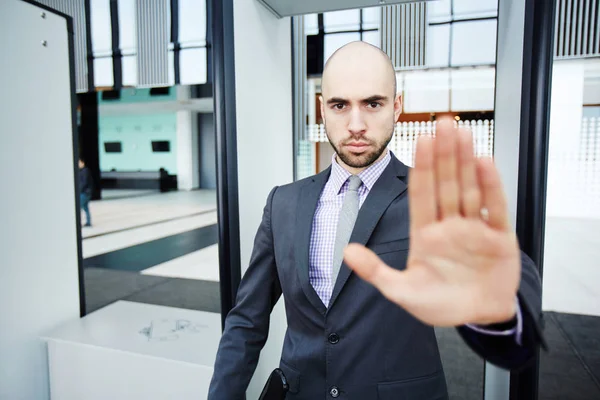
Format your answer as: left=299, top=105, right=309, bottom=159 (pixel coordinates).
left=476, top=158, right=510, bottom=231
left=410, top=136, right=436, bottom=231
left=344, top=244, right=412, bottom=304
left=458, top=129, right=481, bottom=218
left=435, top=118, right=460, bottom=218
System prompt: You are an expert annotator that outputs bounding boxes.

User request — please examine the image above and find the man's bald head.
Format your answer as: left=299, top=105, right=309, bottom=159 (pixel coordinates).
left=319, top=41, right=402, bottom=175
left=322, top=41, right=397, bottom=97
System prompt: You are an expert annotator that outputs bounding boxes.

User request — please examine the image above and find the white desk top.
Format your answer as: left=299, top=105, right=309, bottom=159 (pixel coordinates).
left=43, top=301, right=222, bottom=367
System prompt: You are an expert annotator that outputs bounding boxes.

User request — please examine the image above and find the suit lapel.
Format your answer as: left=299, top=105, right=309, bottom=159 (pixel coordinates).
left=327, top=155, right=408, bottom=311
left=295, top=167, right=330, bottom=314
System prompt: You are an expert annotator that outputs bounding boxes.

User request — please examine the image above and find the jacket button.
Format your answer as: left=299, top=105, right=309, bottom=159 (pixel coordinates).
left=328, top=333, right=340, bottom=344
left=330, top=386, right=340, bottom=398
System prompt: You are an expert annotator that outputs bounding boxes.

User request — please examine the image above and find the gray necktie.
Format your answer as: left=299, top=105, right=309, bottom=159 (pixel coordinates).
left=331, top=175, right=362, bottom=288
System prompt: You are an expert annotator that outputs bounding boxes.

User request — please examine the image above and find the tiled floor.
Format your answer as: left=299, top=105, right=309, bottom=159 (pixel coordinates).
left=81, top=189, right=216, bottom=239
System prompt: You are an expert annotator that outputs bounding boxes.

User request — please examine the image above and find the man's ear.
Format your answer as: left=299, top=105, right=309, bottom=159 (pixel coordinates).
left=394, top=94, right=402, bottom=123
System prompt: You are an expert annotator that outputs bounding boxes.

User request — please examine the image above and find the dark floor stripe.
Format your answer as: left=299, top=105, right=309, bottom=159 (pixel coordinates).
left=82, top=209, right=217, bottom=239
left=83, top=224, right=218, bottom=272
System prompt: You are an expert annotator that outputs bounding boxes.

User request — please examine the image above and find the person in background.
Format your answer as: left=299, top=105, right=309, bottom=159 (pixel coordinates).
left=78, top=158, right=93, bottom=227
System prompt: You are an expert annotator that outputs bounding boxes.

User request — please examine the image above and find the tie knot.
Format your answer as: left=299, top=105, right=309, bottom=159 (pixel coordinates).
left=347, top=175, right=362, bottom=192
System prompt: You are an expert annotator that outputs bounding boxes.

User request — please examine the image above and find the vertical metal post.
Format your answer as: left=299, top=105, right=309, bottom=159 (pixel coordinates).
left=211, top=0, right=242, bottom=330
left=492, top=0, right=556, bottom=398
left=511, top=0, right=557, bottom=397
left=292, top=16, right=306, bottom=181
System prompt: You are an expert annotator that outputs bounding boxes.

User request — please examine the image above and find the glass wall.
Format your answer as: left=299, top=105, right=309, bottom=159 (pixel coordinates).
left=538, top=57, right=600, bottom=399
left=296, top=1, right=504, bottom=397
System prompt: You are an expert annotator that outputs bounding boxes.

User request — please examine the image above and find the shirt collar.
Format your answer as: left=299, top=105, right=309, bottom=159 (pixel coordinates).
left=329, top=150, right=392, bottom=194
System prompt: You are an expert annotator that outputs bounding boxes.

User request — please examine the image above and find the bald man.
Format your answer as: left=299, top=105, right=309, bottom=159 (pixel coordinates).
left=208, top=42, right=545, bottom=400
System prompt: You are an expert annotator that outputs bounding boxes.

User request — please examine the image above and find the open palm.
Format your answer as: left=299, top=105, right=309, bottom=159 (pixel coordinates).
left=344, top=118, right=520, bottom=327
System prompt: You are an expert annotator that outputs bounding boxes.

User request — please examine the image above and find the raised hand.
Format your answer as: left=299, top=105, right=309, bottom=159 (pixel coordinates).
left=344, top=117, right=520, bottom=327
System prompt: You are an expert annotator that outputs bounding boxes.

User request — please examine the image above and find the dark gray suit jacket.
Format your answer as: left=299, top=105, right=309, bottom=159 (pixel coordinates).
left=208, top=154, right=545, bottom=400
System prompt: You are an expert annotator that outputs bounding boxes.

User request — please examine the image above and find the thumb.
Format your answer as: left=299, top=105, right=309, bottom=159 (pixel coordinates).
left=344, top=243, right=411, bottom=304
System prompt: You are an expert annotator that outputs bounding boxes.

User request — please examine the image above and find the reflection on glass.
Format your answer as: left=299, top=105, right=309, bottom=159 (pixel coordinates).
left=324, top=32, right=361, bottom=62
left=122, top=55, right=137, bottom=87
left=427, top=0, right=451, bottom=22
left=298, top=5, right=503, bottom=395
left=179, top=0, right=207, bottom=46
left=323, top=10, right=360, bottom=33
left=451, top=20, right=497, bottom=66
left=453, top=0, right=498, bottom=18
left=450, top=68, right=495, bottom=111
left=540, top=57, right=600, bottom=399
left=361, top=7, right=381, bottom=30
left=117, top=0, right=136, bottom=53
left=90, top=0, right=112, bottom=55
left=180, top=48, right=208, bottom=85
left=426, top=25, right=451, bottom=67
left=93, top=57, right=114, bottom=87
left=304, top=14, right=319, bottom=36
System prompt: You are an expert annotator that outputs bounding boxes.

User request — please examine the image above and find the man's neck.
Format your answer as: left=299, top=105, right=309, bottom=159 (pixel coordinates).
left=335, top=149, right=389, bottom=175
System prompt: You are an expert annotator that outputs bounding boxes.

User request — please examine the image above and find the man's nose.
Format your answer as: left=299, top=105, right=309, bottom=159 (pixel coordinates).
left=348, top=109, right=367, bottom=135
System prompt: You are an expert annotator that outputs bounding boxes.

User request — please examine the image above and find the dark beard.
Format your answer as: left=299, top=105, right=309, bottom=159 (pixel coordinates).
left=327, top=125, right=394, bottom=169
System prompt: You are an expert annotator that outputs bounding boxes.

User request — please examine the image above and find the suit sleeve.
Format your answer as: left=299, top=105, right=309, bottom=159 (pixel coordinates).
left=208, top=187, right=283, bottom=400
left=456, top=251, right=548, bottom=371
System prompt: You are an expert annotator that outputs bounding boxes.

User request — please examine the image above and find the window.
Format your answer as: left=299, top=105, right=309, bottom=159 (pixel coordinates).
left=151, top=141, right=171, bottom=152
left=104, top=142, right=123, bottom=153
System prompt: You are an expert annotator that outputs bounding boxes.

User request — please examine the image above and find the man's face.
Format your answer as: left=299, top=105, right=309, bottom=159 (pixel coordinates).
left=320, top=60, right=401, bottom=171
left=78, top=160, right=84, bottom=169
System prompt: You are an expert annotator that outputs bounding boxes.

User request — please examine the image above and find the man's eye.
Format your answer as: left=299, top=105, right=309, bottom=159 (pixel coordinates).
left=333, top=104, right=345, bottom=110
left=368, top=102, right=381, bottom=108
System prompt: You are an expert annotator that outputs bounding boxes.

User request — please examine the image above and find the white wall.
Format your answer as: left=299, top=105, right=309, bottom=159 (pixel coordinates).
left=176, top=86, right=200, bottom=190
left=0, top=2, right=81, bottom=399
left=233, top=0, right=294, bottom=397
left=548, top=60, right=585, bottom=156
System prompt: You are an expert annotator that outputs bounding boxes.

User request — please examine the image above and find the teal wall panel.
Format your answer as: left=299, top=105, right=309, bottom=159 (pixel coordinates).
left=99, top=113, right=178, bottom=173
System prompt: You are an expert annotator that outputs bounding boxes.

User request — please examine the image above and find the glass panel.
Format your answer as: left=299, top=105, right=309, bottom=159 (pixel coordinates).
left=540, top=57, right=600, bottom=399
left=451, top=20, right=497, bottom=66
left=426, top=24, right=450, bottom=68
left=402, top=70, right=450, bottom=114
left=180, top=48, right=207, bottom=85
left=117, top=0, right=136, bottom=54
left=362, top=30, right=381, bottom=48
left=450, top=67, right=495, bottom=111
left=324, top=32, right=361, bottom=63
left=428, top=0, right=451, bottom=23
left=453, top=0, right=498, bottom=19
left=94, top=57, right=114, bottom=88
left=296, top=8, right=502, bottom=396
left=122, top=55, right=137, bottom=87
left=90, top=0, right=112, bottom=55
left=362, top=7, right=381, bottom=31
left=304, top=14, right=319, bottom=36
left=179, top=0, right=207, bottom=46
left=323, top=10, right=360, bottom=33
